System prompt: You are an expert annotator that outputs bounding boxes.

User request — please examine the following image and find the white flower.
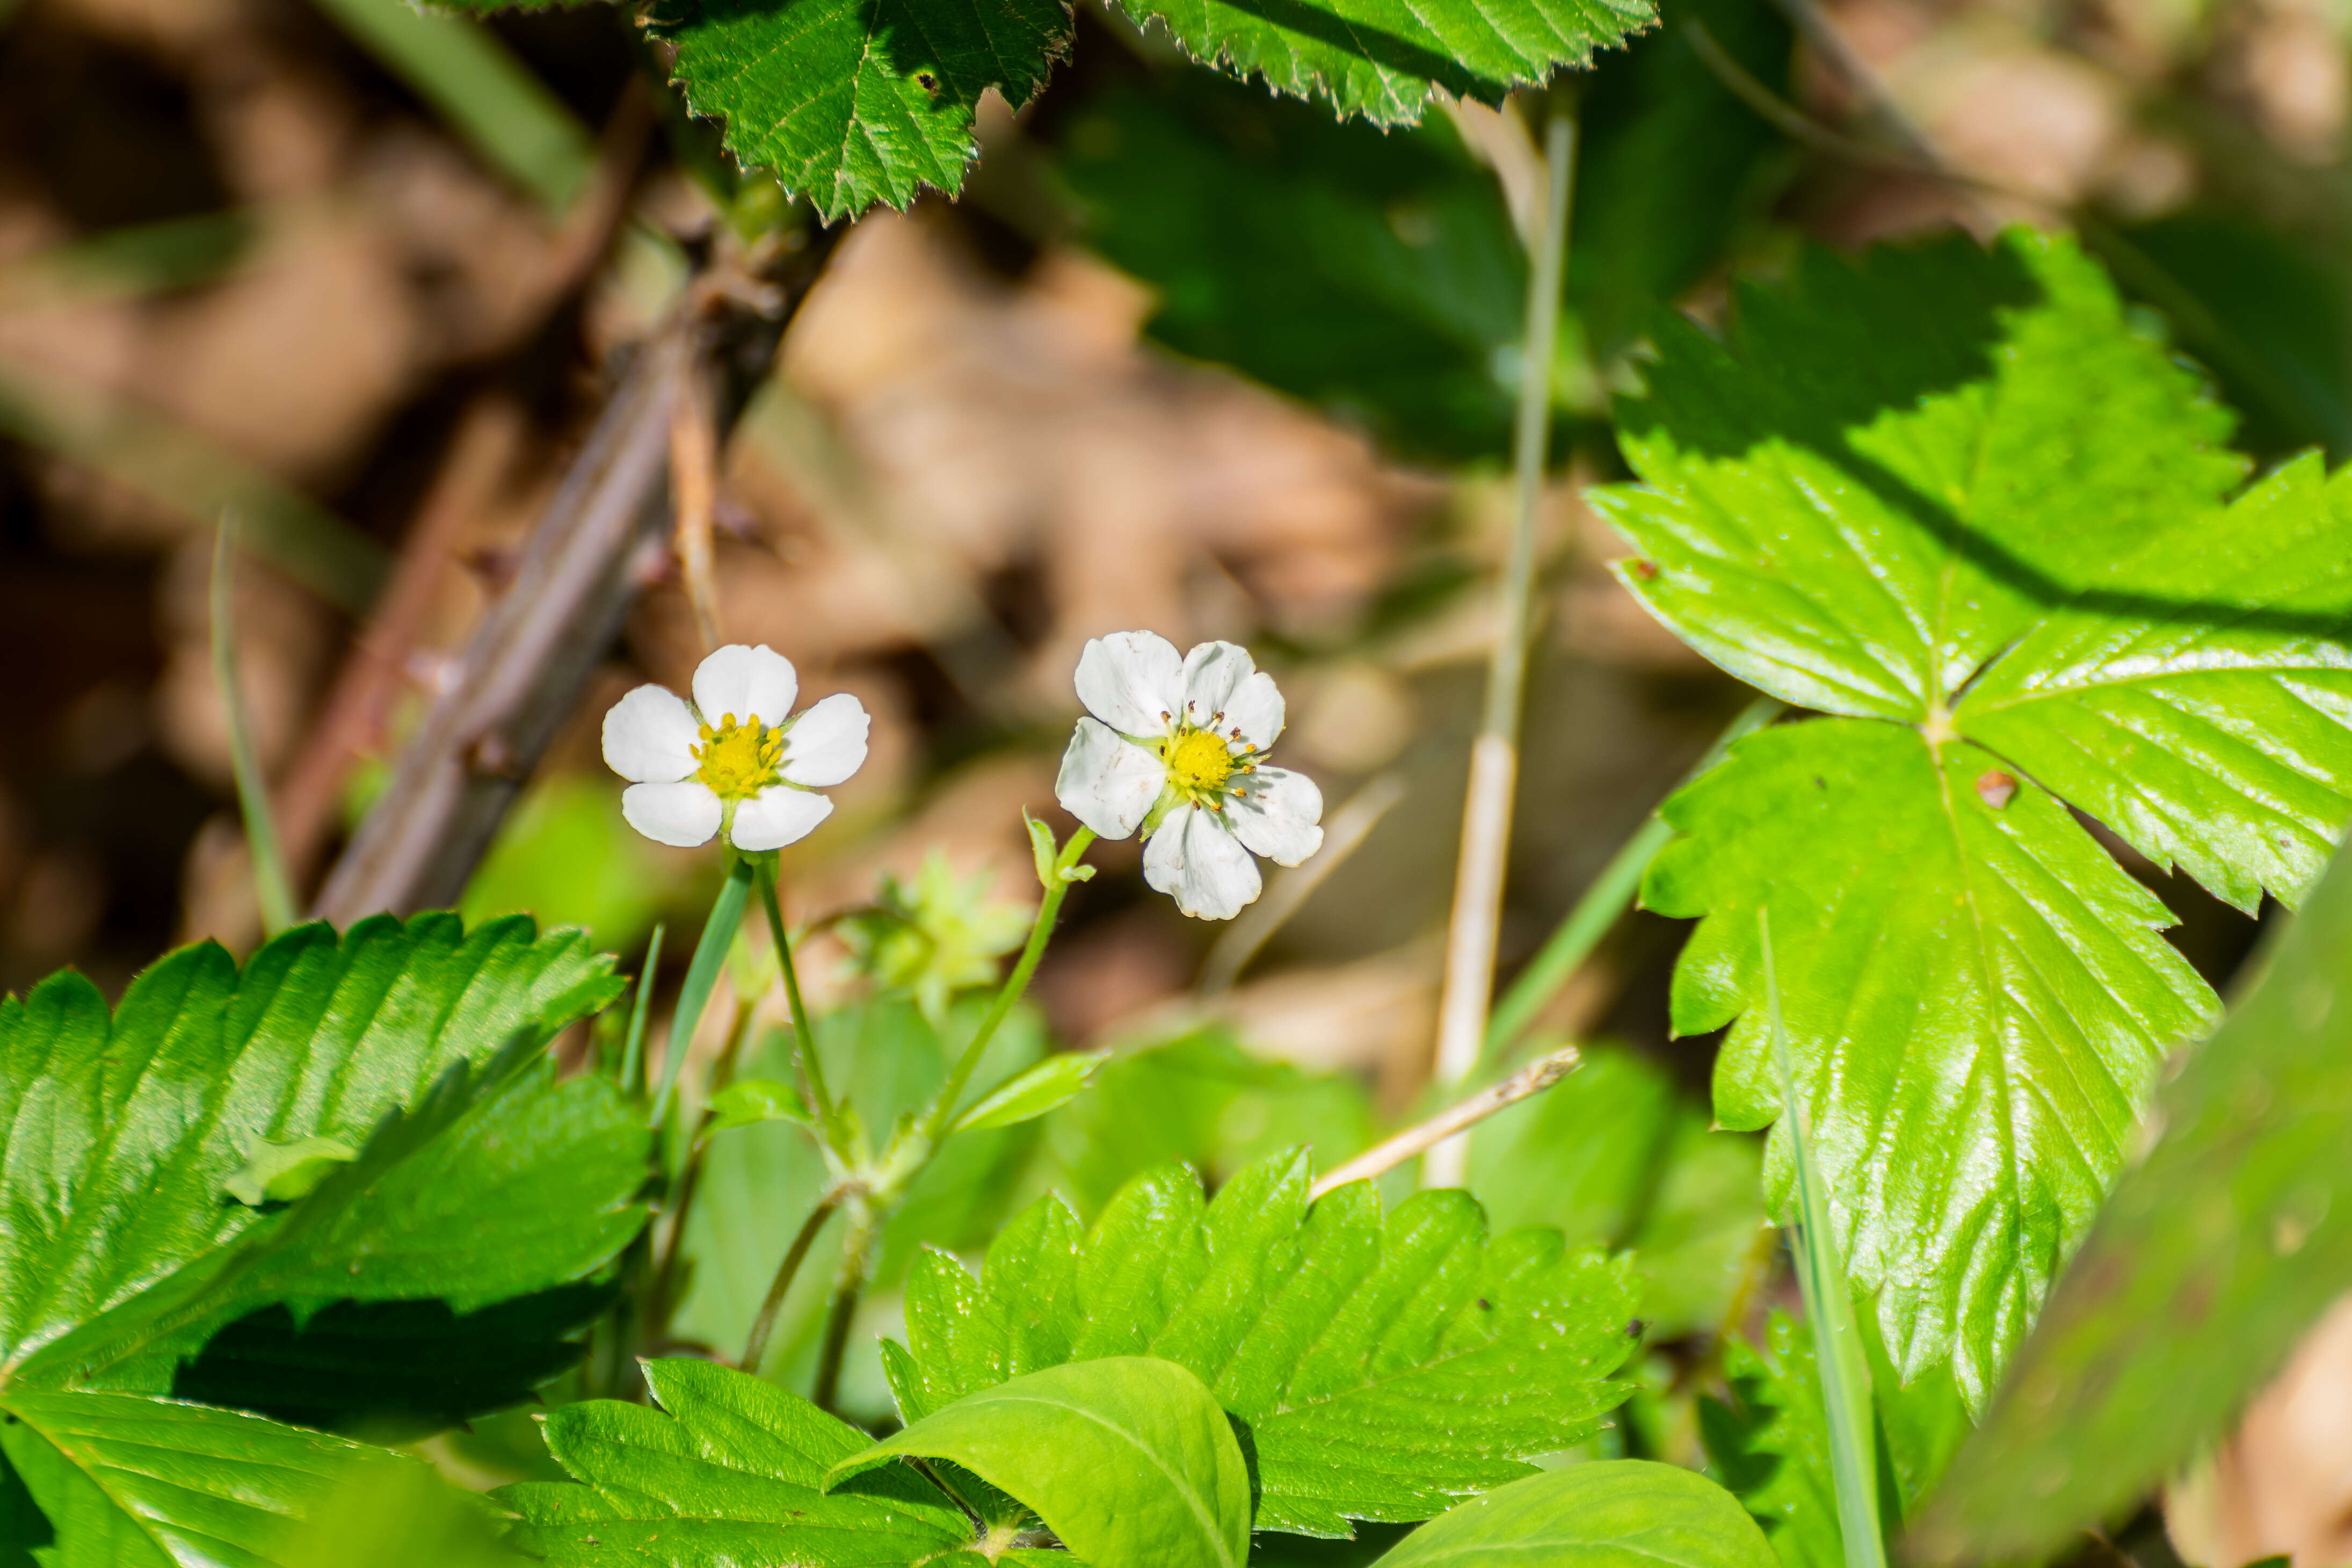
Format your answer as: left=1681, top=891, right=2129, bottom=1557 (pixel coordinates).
left=601, top=644, right=870, bottom=852
left=1054, top=631, right=1324, bottom=920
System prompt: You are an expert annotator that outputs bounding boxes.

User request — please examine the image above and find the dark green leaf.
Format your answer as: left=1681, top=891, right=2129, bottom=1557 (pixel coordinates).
left=891, top=1148, right=1640, bottom=1536
left=832, top=1357, right=1251, bottom=1568
left=502, top=1357, right=976, bottom=1565
left=1598, top=229, right=2352, bottom=1400
left=647, top=0, right=1071, bottom=222
left=1369, top=1460, right=1775, bottom=1568
left=1918, top=836, right=2352, bottom=1558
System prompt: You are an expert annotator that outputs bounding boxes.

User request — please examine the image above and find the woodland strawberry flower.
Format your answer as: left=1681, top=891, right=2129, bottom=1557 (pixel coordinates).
left=1055, top=631, right=1324, bottom=920
left=602, top=644, right=869, bottom=852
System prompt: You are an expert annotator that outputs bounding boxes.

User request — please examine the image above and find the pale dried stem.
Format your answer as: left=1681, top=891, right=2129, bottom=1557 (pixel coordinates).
left=670, top=358, right=722, bottom=651
left=1311, top=1043, right=1584, bottom=1199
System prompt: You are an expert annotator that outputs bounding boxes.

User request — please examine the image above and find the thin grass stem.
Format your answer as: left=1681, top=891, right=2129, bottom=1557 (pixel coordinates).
left=209, top=513, right=298, bottom=937
left=651, top=861, right=751, bottom=1128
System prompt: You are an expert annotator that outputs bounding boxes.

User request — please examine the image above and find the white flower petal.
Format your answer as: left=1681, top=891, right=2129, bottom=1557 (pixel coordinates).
left=1143, top=803, right=1263, bottom=920
left=731, top=786, right=833, bottom=852
left=602, top=685, right=700, bottom=783
left=1221, top=671, right=1284, bottom=753
left=1056, top=718, right=1165, bottom=840
left=781, top=693, right=870, bottom=786
left=1179, top=641, right=1255, bottom=732
left=622, top=781, right=721, bottom=847
left=1229, top=766, right=1324, bottom=867
left=693, top=644, right=797, bottom=728
left=1074, top=631, right=1182, bottom=738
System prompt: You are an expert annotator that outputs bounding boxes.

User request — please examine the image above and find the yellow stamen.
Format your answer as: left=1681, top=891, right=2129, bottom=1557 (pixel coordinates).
left=694, top=714, right=786, bottom=801
left=1165, top=728, right=1236, bottom=794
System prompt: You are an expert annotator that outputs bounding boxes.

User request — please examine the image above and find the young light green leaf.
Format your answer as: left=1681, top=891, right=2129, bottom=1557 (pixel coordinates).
left=707, top=1077, right=812, bottom=1131
left=831, top=1357, right=1251, bottom=1568
left=1592, top=229, right=2352, bottom=1402
left=1917, top=834, right=2352, bottom=1560
left=1369, top=1460, right=1776, bottom=1568
left=500, top=1357, right=976, bottom=1565
left=1761, top=912, right=1881, bottom=1568
left=223, top=1136, right=357, bottom=1207
left=889, top=1148, right=1641, bottom=1536
left=0, top=1389, right=428, bottom=1568
left=950, top=1051, right=1108, bottom=1134
left=0, top=913, right=621, bottom=1374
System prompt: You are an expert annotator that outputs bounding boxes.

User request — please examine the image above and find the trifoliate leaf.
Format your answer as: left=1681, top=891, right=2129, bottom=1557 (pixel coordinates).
left=1595, top=228, right=2352, bottom=1401
left=0, top=1389, right=431, bottom=1568
left=0, top=913, right=620, bottom=1373
left=501, top=1357, right=978, bottom=1564
left=646, top=0, right=1072, bottom=222
left=831, top=1358, right=1252, bottom=1568
left=889, top=1149, right=1640, bottom=1537
left=1368, top=1461, right=1775, bottom=1568
left=223, top=1136, right=358, bottom=1207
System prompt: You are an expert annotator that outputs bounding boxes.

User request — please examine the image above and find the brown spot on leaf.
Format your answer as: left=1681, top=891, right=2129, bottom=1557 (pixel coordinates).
left=1630, top=559, right=1660, bottom=580
left=1976, top=769, right=2017, bottom=810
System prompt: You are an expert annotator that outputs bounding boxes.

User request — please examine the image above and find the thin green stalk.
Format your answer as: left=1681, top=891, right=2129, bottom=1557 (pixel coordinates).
left=811, top=1199, right=879, bottom=1412
left=916, top=826, right=1094, bottom=1148
left=755, top=857, right=849, bottom=1155
left=1483, top=695, right=1783, bottom=1061
left=739, top=1195, right=841, bottom=1374
left=620, top=923, right=665, bottom=1098
left=1761, top=909, right=1886, bottom=1568
left=210, top=513, right=297, bottom=936
left=1427, top=103, right=1578, bottom=1182
left=652, top=860, right=752, bottom=1127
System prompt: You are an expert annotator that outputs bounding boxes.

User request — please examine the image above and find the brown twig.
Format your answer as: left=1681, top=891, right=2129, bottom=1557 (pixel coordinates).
left=669, top=355, right=722, bottom=651
left=1311, top=1043, right=1584, bottom=1198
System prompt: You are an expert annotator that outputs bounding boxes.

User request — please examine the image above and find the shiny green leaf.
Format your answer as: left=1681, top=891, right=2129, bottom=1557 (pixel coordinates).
left=707, top=1077, right=811, bottom=1131
left=950, top=1051, right=1108, bottom=1134
left=1370, top=1460, right=1775, bottom=1568
left=833, top=1357, right=1251, bottom=1568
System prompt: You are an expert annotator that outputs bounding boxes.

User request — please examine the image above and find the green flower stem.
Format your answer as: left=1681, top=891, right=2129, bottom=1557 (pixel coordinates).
left=754, top=855, right=851, bottom=1158
left=913, top=825, right=1094, bottom=1151
left=651, top=859, right=751, bottom=1127
left=618, top=923, right=665, bottom=1098
left=811, top=1197, right=879, bottom=1412
left=1480, top=695, right=1782, bottom=1064
left=739, top=1192, right=842, bottom=1374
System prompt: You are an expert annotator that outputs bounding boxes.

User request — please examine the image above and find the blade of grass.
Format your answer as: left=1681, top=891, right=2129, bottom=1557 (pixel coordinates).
left=652, top=862, right=752, bottom=1127
left=1483, top=695, right=1783, bottom=1061
left=621, top=923, right=665, bottom=1099
left=304, top=0, right=596, bottom=214
left=210, top=514, right=297, bottom=937
left=1761, top=907, right=1885, bottom=1568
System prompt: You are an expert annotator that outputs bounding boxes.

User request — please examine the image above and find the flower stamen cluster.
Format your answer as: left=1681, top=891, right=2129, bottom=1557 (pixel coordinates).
left=694, top=714, right=787, bottom=801
left=1162, top=724, right=1246, bottom=804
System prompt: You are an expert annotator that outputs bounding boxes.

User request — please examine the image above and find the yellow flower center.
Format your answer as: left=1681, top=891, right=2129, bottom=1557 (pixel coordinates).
left=694, top=714, right=785, bottom=801
left=1165, top=728, right=1236, bottom=794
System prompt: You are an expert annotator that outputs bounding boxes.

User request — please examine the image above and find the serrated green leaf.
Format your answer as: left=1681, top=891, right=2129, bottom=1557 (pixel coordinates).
left=1700, top=1311, right=1970, bottom=1568
left=502, top=1357, right=977, bottom=1565
left=1120, top=0, right=1650, bottom=129
left=1645, top=718, right=2212, bottom=1402
left=647, top=0, right=1072, bottom=222
left=707, top=1077, right=811, bottom=1131
left=1598, top=228, right=2352, bottom=1401
left=0, top=914, right=621, bottom=1373
left=0, top=1390, right=426, bottom=1568
left=833, top=1358, right=1251, bottom=1568
left=950, top=1051, right=1108, bottom=1133
left=1917, top=834, right=2352, bottom=1559
left=892, top=1148, right=1640, bottom=1536
left=1369, top=1460, right=1775, bottom=1568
